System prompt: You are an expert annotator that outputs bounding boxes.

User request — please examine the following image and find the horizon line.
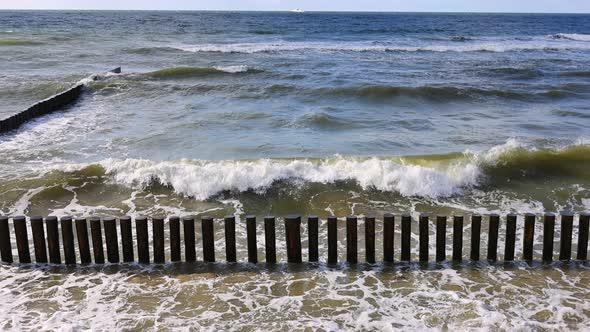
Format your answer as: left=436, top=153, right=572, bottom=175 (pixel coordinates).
left=0, top=9, right=589, bottom=15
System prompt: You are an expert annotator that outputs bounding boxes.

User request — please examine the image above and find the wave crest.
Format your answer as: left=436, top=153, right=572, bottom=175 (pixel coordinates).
left=172, top=40, right=590, bottom=54
left=99, top=157, right=480, bottom=200
left=549, top=33, right=590, bottom=42
left=146, top=66, right=263, bottom=78
left=40, top=141, right=590, bottom=201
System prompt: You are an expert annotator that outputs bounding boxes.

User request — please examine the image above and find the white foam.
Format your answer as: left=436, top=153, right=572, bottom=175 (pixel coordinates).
left=550, top=33, right=590, bottom=42
left=97, top=156, right=481, bottom=200
left=213, top=65, right=255, bottom=73
left=15, top=138, right=582, bottom=201
left=173, top=39, right=590, bottom=54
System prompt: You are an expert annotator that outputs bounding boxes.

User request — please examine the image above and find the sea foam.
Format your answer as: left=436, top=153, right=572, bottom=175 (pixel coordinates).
left=97, top=156, right=481, bottom=200
left=173, top=39, right=590, bottom=54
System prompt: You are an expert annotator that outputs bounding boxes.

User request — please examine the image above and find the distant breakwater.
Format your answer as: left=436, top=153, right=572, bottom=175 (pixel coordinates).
left=0, top=67, right=120, bottom=134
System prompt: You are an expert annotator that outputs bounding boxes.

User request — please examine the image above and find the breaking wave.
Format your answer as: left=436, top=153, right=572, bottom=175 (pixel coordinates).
left=548, top=33, right=590, bottom=41
left=172, top=40, right=590, bottom=54
left=37, top=140, right=590, bottom=201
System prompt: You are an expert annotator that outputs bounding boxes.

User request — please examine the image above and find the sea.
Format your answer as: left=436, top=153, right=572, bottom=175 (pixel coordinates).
left=1, top=10, right=590, bottom=330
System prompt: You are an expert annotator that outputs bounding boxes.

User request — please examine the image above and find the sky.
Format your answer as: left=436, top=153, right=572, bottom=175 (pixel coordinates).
left=1, top=0, right=590, bottom=13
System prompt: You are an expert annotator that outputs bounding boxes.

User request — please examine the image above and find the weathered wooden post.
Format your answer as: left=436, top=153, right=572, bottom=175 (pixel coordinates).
left=285, top=215, right=302, bottom=263
left=559, top=213, right=573, bottom=261
left=470, top=214, right=481, bottom=261
left=401, top=214, right=411, bottom=262
left=383, top=214, right=394, bottom=262
left=90, top=217, right=105, bottom=264
left=103, top=217, right=119, bottom=263
left=31, top=216, right=47, bottom=263
left=14, top=216, right=31, bottom=263
left=523, top=213, right=535, bottom=261
left=75, top=218, right=91, bottom=264
left=453, top=215, right=463, bottom=262
left=327, top=215, right=337, bottom=264
left=542, top=213, right=555, bottom=262
left=346, top=215, right=357, bottom=264
left=246, top=215, right=257, bottom=263
left=436, top=215, right=446, bottom=262
left=202, top=216, right=215, bottom=263
left=136, top=216, right=149, bottom=264
left=224, top=216, right=237, bottom=262
left=61, top=216, right=76, bottom=264
left=169, top=216, right=181, bottom=262
left=365, top=215, right=376, bottom=264
left=578, top=212, right=589, bottom=260
left=120, top=216, right=134, bottom=263
left=152, top=217, right=165, bottom=264
left=419, top=214, right=429, bottom=262
left=264, top=216, right=276, bottom=264
left=46, top=216, right=61, bottom=264
left=487, top=214, right=499, bottom=262
left=182, top=216, right=196, bottom=262
left=308, top=215, right=319, bottom=262
left=504, top=214, right=516, bottom=261
left=0, top=216, right=13, bottom=263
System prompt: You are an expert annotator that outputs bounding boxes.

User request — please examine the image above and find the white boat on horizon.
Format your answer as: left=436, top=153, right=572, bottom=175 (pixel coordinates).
left=290, top=9, right=305, bottom=13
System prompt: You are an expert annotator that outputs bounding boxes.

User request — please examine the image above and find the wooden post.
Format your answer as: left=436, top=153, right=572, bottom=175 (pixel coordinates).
left=14, top=216, right=31, bottom=263
left=504, top=214, right=516, bottom=262
left=202, top=216, right=215, bottom=263
left=383, top=214, right=394, bottom=262
left=285, top=215, right=302, bottom=263
left=264, top=216, right=276, bottom=264
left=419, top=214, right=429, bottom=262
left=436, top=215, right=446, bottom=262
left=470, top=214, right=481, bottom=261
left=487, top=214, right=499, bottom=262
left=75, top=218, right=91, bottom=264
left=401, top=214, right=411, bottom=262
left=0, top=216, right=13, bottom=263
left=61, top=216, right=76, bottom=264
left=365, top=215, right=375, bottom=264
left=136, top=216, right=149, bottom=264
left=90, top=217, right=105, bottom=264
left=346, top=215, right=357, bottom=264
left=152, top=217, right=165, bottom=264
left=523, top=213, right=535, bottom=261
left=224, top=216, right=236, bottom=263
left=559, top=213, right=573, bottom=261
left=31, top=216, right=47, bottom=263
left=45, top=216, right=60, bottom=264
left=246, top=215, right=257, bottom=263
left=169, top=216, right=181, bottom=262
left=327, top=215, right=337, bottom=264
left=103, top=217, right=119, bottom=263
left=453, top=215, right=463, bottom=262
left=120, top=216, right=134, bottom=263
left=308, top=215, right=319, bottom=262
left=578, top=213, right=590, bottom=260
left=542, top=213, right=555, bottom=262
left=182, top=216, right=196, bottom=262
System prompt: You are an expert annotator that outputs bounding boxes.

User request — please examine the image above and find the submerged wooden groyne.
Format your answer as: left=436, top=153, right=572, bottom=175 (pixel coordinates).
left=0, top=85, right=83, bottom=133
left=0, top=213, right=588, bottom=266
left=0, top=67, right=121, bottom=134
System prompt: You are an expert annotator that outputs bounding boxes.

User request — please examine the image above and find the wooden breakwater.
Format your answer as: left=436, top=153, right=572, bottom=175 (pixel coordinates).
left=0, top=67, right=121, bottom=134
left=0, top=85, right=84, bottom=133
left=0, top=213, right=588, bottom=266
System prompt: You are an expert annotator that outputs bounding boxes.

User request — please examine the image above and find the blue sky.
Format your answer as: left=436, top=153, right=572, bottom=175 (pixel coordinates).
left=2, top=0, right=590, bottom=13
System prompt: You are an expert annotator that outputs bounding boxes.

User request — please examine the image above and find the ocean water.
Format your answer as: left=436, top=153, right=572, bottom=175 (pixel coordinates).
left=1, top=11, right=590, bottom=330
